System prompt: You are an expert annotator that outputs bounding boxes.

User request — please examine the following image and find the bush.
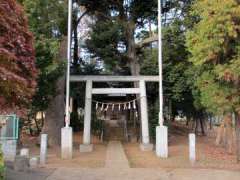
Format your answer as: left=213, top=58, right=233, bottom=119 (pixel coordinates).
left=0, top=149, right=5, bottom=180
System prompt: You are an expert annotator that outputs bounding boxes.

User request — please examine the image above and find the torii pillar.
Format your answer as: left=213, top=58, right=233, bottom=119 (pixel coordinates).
left=80, top=80, right=93, bottom=152
left=139, top=80, right=153, bottom=151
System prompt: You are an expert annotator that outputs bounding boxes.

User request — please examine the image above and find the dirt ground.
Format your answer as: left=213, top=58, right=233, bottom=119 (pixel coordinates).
left=124, top=124, right=240, bottom=170
left=20, top=124, right=240, bottom=170
left=21, top=132, right=107, bottom=168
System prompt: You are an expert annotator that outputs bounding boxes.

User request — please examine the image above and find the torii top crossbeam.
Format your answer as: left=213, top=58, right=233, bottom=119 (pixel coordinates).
left=70, top=75, right=159, bottom=82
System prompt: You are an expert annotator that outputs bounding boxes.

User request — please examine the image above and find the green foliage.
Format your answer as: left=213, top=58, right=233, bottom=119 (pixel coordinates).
left=148, top=100, right=159, bottom=139
left=77, top=0, right=158, bottom=25
left=187, top=0, right=240, bottom=65
left=77, top=0, right=198, bottom=132
left=186, top=0, right=240, bottom=115
left=0, top=149, right=4, bottom=180
left=86, top=21, right=125, bottom=71
left=79, top=0, right=157, bottom=73
left=22, top=0, right=67, bottom=114
left=196, top=71, right=235, bottom=113
left=140, top=23, right=194, bottom=114
left=31, top=38, right=65, bottom=112
left=23, top=0, right=67, bottom=38
left=140, top=49, right=158, bottom=75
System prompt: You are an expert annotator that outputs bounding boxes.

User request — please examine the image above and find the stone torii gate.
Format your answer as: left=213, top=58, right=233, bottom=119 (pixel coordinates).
left=70, top=75, right=159, bottom=152
left=62, top=0, right=168, bottom=160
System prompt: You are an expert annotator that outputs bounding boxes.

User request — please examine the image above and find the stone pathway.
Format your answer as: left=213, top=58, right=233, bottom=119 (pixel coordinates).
left=6, top=167, right=55, bottom=180
left=45, top=167, right=240, bottom=180
left=46, top=141, right=169, bottom=180
left=105, top=141, right=129, bottom=168
left=7, top=141, right=240, bottom=180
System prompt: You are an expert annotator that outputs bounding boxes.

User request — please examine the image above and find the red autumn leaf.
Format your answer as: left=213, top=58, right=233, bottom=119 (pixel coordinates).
left=0, top=0, right=38, bottom=117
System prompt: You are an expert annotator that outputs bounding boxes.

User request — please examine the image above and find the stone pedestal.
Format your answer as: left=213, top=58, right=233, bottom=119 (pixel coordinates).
left=61, top=127, right=73, bottom=159
left=156, top=125, right=168, bottom=158
left=140, top=143, right=153, bottom=151
left=79, top=144, right=93, bottom=153
left=0, top=140, right=17, bottom=161
left=189, top=133, right=196, bottom=163
left=29, top=157, right=39, bottom=168
left=14, top=155, right=29, bottom=172
left=40, top=134, right=48, bottom=165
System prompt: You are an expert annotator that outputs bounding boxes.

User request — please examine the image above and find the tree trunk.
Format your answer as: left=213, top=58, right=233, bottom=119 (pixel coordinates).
left=168, top=100, right=173, bottom=122
left=215, top=114, right=234, bottom=153
left=41, top=111, right=44, bottom=128
left=41, top=37, right=67, bottom=147
left=125, top=20, right=143, bottom=140
left=33, top=116, right=40, bottom=134
left=226, top=121, right=233, bottom=154
left=209, top=116, right=213, bottom=130
left=195, top=118, right=199, bottom=135
left=186, top=114, right=191, bottom=127
left=73, top=19, right=79, bottom=72
left=41, top=81, right=65, bottom=146
left=125, top=20, right=139, bottom=76
left=235, top=111, right=240, bottom=162
left=73, top=26, right=79, bottom=65
left=216, top=119, right=225, bottom=146
left=199, top=117, right=206, bottom=136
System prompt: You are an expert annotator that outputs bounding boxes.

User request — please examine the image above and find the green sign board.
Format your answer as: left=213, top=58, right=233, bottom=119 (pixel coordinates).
left=0, top=114, right=19, bottom=140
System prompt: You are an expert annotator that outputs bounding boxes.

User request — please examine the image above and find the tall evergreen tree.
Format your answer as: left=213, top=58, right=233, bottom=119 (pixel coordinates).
left=22, top=0, right=68, bottom=145
left=77, top=0, right=157, bottom=75
left=22, top=0, right=67, bottom=114
left=186, top=0, right=240, bottom=161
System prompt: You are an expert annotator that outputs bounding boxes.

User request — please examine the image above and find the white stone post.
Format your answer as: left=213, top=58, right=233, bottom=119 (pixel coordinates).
left=40, top=134, right=47, bottom=165
left=80, top=80, right=93, bottom=152
left=139, top=80, right=153, bottom=151
left=189, top=133, right=196, bottom=163
left=156, top=126, right=168, bottom=157
left=61, top=127, right=73, bottom=159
